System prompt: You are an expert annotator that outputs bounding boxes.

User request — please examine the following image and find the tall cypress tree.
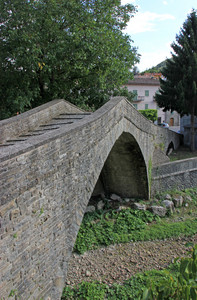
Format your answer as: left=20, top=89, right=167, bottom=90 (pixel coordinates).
left=156, top=9, right=197, bottom=151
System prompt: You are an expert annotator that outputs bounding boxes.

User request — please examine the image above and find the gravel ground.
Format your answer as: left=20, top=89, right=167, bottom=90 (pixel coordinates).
left=66, top=234, right=197, bottom=286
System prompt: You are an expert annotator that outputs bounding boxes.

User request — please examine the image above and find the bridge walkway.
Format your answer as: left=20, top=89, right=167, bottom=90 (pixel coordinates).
left=0, top=112, right=91, bottom=148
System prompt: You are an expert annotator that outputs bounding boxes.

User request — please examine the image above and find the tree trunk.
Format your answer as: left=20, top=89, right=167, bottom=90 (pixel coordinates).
left=190, top=105, right=195, bottom=151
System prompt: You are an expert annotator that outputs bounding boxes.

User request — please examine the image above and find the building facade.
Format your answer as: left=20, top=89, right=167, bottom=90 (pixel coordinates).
left=124, top=75, right=180, bottom=126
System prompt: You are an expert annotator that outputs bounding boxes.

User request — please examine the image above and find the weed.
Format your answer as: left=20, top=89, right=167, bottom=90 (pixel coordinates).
left=74, top=188, right=197, bottom=254
left=9, top=289, right=18, bottom=297
left=74, top=209, right=159, bottom=254
left=142, top=244, right=197, bottom=299
left=39, top=207, right=44, bottom=216
left=61, top=245, right=197, bottom=300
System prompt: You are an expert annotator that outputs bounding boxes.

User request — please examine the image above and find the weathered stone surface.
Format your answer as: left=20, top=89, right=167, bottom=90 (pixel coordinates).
left=0, top=97, right=181, bottom=299
left=118, top=206, right=129, bottom=211
left=97, top=200, right=105, bottom=210
left=148, top=206, right=167, bottom=217
left=165, top=194, right=171, bottom=200
left=185, top=195, right=192, bottom=202
left=162, top=200, right=175, bottom=214
left=110, top=194, right=122, bottom=202
left=172, top=195, right=184, bottom=207
left=133, top=203, right=147, bottom=211
left=152, top=158, right=197, bottom=196
left=85, top=270, right=91, bottom=277
left=124, top=198, right=131, bottom=203
left=85, top=206, right=95, bottom=213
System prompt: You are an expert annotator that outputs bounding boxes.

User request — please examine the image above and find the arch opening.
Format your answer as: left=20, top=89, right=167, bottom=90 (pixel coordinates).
left=92, top=132, right=149, bottom=201
left=166, top=141, right=174, bottom=156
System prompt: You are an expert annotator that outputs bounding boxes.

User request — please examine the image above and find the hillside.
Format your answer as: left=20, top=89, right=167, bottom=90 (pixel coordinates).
left=141, top=59, right=167, bottom=74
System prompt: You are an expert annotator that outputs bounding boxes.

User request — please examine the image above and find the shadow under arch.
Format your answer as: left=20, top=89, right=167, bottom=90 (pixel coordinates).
left=93, top=132, right=149, bottom=200
left=166, top=141, right=175, bottom=156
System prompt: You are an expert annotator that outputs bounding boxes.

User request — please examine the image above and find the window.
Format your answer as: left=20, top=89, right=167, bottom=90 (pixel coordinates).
left=133, top=90, right=138, bottom=100
left=145, top=90, right=149, bottom=96
left=133, top=103, right=138, bottom=109
left=145, top=104, right=148, bottom=109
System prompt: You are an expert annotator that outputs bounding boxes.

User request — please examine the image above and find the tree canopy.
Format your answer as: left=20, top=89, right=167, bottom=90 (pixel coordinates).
left=0, top=0, right=139, bottom=119
left=155, top=9, right=197, bottom=150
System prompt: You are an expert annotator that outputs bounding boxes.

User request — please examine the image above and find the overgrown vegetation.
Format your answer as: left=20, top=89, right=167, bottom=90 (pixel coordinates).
left=62, top=188, right=197, bottom=299
left=74, top=209, right=158, bottom=254
left=74, top=188, right=197, bottom=254
left=143, top=244, right=197, bottom=300
left=169, top=146, right=197, bottom=162
left=139, top=109, right=158, bottom=122
left=62, top=245, right=197, bottom=299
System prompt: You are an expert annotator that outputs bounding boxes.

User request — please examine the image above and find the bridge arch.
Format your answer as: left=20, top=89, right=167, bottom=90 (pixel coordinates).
left=92, top=131, right=149, bottom=200
left=0, top=97, right=181, bottom=299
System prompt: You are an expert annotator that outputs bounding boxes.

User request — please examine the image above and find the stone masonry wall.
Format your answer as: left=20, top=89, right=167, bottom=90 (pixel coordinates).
left=151, top=157, right=197, bottom=194
left=0, top=97, right=180, bottom=299
left=0, top=99, right=84, bottom=143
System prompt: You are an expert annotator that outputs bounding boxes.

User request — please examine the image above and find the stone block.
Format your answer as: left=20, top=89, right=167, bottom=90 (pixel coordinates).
left=133, top=203, right=147, bottom=211
left=110, top=194, right=122, bottom=201
left=172, top=195, right=183, bottom=207
left=97, top=200, right=105, bottom=210
left=162, top=200, right=175, bottom=213
left=85, top=206, right=95, bottom=213
left=148, top=206, right=167, bottom=217
left=165, top=194, right=171, bottom=200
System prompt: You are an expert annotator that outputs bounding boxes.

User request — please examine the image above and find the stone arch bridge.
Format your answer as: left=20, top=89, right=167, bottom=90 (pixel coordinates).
left=0, top=97, right=181, bottom=299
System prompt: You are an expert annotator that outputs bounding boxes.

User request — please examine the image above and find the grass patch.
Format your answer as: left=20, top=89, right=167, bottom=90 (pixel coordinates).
left=61, top=264, right=183, bottom=300
left=61, top=270, right=160, bottom=300
left=169, top=146, right=197, bottom=161
left=74, top=187, right=197, bottom=254
left=62, top=188, right=197, bottom=299
left=74, top=211, right=197, bottom=254
left=73, top=209, right=159, bottom=254
left=62, top=245, right=197, bottom=300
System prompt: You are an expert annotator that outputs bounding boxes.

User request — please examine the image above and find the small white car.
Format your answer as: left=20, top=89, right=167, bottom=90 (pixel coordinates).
left=158, top=122, right=169, bottom=128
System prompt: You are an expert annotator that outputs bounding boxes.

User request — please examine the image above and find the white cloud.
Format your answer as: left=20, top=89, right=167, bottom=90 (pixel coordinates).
left=163, top=1, right=168, bottom=5
left=125, top=11, right=175, bottom=34
left=121, top=0, right=136, bottom=4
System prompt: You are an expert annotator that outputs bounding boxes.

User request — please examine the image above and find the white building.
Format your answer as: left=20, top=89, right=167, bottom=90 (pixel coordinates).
left=124, top=76, right=180, bottom=126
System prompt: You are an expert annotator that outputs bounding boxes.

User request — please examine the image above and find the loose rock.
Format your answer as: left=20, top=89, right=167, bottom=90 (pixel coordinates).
left=133, top=203, right=147, bottom=211
left=148, top=206, right=167, bottom=217
left=110, top=194, right=122, bottom=201
left=173, top=195, right=183, bottom=207
left=85, top=206, right=95, bottom=213
left=162, top=200, right=175, bottom=214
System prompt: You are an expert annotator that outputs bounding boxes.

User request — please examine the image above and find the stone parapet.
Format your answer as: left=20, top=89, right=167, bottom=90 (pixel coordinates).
left=152, top=157, right=197, bottom=194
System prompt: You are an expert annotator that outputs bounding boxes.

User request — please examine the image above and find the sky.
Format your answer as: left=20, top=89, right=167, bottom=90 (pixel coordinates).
left=121, top=0, right=197, bottom=72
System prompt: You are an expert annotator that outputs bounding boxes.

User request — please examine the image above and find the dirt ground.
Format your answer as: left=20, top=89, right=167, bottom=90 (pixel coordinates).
left=66, top=234, right=197, bottom=286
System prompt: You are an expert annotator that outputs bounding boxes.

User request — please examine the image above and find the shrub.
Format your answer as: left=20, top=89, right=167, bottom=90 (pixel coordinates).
left=139, top=109, right=158, bottom=122
left=142, top=244, right=197, bottom=299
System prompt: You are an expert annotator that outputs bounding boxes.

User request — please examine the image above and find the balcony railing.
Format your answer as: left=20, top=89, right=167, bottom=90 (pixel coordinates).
left=134, top=96, right=145, bottom=102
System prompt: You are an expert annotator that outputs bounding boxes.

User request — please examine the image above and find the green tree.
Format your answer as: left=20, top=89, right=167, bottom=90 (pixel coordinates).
left=112, top=86, right=135, bottom=102
left=139, top=109, right=157, bottom=122
left=155, top=10, right=197, bottom=151
left=0, top=0, right=139, bottom=119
